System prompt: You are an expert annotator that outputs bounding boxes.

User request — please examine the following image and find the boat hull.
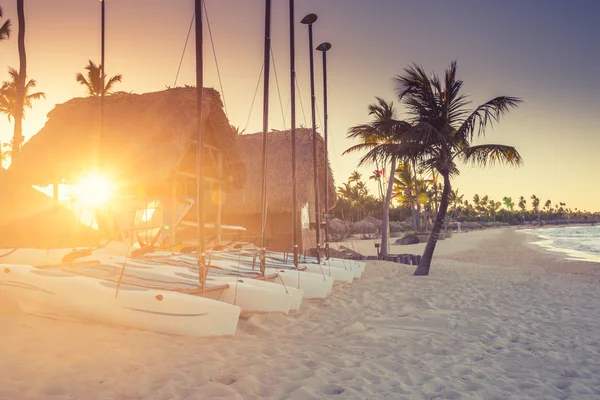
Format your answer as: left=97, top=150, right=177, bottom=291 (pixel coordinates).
left=0, top=264, right=241, bottom=337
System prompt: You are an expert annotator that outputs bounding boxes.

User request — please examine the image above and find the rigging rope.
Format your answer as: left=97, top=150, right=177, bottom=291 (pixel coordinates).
left=173, top=13, right=195, bottom=87
left=244, top=62, right=264, bottom=133
left=203, top=0, right=229, bottom=118
left=295, top=76, right=308, bottom=127
left=270, top=48, right=287, bottom=131
left=0, top=248, right=18, bottom=258
left=173, top=2, right=229, bottom=118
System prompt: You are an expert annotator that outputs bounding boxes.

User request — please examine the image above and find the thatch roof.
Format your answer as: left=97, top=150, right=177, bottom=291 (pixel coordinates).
left=0, top=168, right=102, bottom=248
left=223, top=128, right=336, bottom=215
left=9, top=87, right=245, bottom=192
left=364, top=215, right=383, bottom=229
left=327, top=218, right=350, bottom=236
left=351, top=219, right=378, bottom=234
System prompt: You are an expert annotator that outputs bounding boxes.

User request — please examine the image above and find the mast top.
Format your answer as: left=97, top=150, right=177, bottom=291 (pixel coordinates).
left=316, top=42, right=331, bottom=52
left=300, top=13, right=317, bottom=24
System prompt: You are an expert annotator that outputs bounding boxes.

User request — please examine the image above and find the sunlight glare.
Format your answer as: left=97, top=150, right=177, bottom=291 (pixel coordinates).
left=75, top=174, right=113, bottom=207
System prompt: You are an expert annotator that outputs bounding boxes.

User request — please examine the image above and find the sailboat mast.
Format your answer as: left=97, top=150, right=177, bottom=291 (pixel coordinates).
left=258, top=0, right=272, bottom=276
left=289, top=0, right=298, bottom=267
left=194, top=0, right=206, bottom=285
left=303, top=15, right=321, bottom=262
left=100, top=0, right=105, bottom=158
left=317, top=42, right=331, bottom=258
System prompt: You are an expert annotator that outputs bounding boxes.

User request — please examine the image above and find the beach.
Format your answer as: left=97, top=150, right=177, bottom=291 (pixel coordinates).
left=2, top=228, right=600, bottom=399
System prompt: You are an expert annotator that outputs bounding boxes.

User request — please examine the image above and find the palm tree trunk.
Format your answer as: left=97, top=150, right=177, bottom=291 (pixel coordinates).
left=12, top=0, right=26, bottom=159
left=379, top=157, right=396, bottom=259
left=414, top=172, right=451, bottom=276
left=413, top=161, right=421, bottom=232
left=409, top=189, right=417, bottom=231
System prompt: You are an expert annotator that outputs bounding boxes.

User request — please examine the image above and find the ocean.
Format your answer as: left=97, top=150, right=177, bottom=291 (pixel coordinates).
left=522, top=225, right=600, bottom=263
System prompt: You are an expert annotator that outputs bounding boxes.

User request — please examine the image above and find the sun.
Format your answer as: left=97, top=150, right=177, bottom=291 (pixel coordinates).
left=74, top=173, right=113, bottom=207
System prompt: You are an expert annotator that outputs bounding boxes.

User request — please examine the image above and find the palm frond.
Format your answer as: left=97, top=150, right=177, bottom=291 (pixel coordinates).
left=0, top=20, right=10, bottom=41
left=342, top=142, right=380, bottom=156
left=104, top=74, right=123, bottom=95
left=461, top=144, right=523, bottom=168
left=454, top=96, right=522, bottom=142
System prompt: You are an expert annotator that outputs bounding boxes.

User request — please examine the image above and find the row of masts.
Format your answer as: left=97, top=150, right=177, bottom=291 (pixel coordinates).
left=258, top=3, right=332, bottom=269
left=100, top=1, right=332, bottom=287
left=193, top=0, right=334, bottom=280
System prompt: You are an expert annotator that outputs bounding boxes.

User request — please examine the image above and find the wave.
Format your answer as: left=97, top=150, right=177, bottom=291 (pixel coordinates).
left=520, top=226, right=600, bottom=263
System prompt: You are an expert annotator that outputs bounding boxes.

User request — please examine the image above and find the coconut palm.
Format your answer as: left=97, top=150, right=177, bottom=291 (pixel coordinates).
left=0, top=6, right=11, bottom=41
left=369, top=169, right=384, bottom=200
left=531, top=195, right=540, bottom=223
left=502, top=196, right=514, bottom=222
left=11, top=0, right=27, bottom=158
left=472, top=194, right=481, bottom=219
left=393, top=162, right=417, bottom=229
left=379, top=61, right=522, bottom=275
left=76, top=60, right=123, bottom=96
left=0, top=140, right=12, bottom=168
left=345, top=97, right=410, bottom=259
left=0, top=67, right=45, bottom=122
left=447, top=189, right=463, bottom=229
left=348, top=170, right=362, bottom=185
left=518, top=196, right=526, bottom=220
left=480, top=195, right=489, bottom=221
left=544, top=199, right=552, bottom=220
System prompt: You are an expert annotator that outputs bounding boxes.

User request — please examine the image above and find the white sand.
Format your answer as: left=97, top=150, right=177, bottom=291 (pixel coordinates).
left=2, top=229, right=600, bottom=399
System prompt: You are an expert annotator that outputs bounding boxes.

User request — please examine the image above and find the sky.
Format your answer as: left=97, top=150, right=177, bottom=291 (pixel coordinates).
left=1, top=0, right=599, bottom=211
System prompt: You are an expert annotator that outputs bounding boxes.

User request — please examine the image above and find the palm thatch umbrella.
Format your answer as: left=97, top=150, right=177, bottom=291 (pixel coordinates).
left=390, top=221, right=403, bottom=231
left=223, top=128, right=335, bottom=215
left=327, top=217, right=349, bottom=237
left=0, top=168, right=101, bottom=248
left=351, top=219, right=378, bottom=234
left=364, top=215, right=383, bottom=230
left=9, top=87, right=245, bottom=195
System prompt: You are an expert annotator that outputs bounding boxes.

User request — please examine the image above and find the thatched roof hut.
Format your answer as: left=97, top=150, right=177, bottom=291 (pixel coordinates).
left=223, top=128, right=335, bottom=215
left=0, top=168, right=101, bottom=248
left=9, top=87, right=245, bottom=193
left=327, top=218, right=350, bottom=236
left=351, top=219, right=378, bottom=234
left=364, top=215, right=383, bottom=230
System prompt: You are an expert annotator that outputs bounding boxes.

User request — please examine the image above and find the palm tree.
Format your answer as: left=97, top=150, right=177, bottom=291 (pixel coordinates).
left=369, top=170, right=384, bottom=201
left=385, top=61, right=522, bottom=275
left=531, top=195, right=541, bottom=223
left=345, top=97, right=409, bottom=259
left=0, top=6, right=11, bottom=41
left=447, top=189, right=463, bottom=229
left=480, top=195, right=489, bottom=221
left=0, top=140, right=12, bottom=168
left=76, top=60, right=123, bottom=96
left=518, top=196, right=526, bottom=221
left=0, top=67, right=45, bottom=122
left=348, top=170, right=362, bottom=185
left=472, top=194, right=481, bottom=220
left=502, top=196, right=514, bottom=222
left=394, top=162, right=417, bottom=230
left=12, top=0, right=26, bottom=158
left=544, top=199, right=552, bottom=220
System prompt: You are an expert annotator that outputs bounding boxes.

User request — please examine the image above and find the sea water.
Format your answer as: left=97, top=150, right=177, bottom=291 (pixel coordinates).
left=521, top=225, right=600, bottom=263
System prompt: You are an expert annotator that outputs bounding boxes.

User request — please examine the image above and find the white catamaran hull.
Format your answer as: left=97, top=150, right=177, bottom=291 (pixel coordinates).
left=114, top=257, right=295, bottom=315
left=265, top=267, right=334, bottom=299
left=295, top=262, right=355, bottom=283
left=152, top=252, right=334, bottom=300
left=0, top=264, right=241, bottom=337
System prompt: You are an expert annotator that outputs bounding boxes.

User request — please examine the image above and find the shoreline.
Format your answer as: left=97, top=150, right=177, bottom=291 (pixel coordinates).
left=441, top=228, right=600, bottom=277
